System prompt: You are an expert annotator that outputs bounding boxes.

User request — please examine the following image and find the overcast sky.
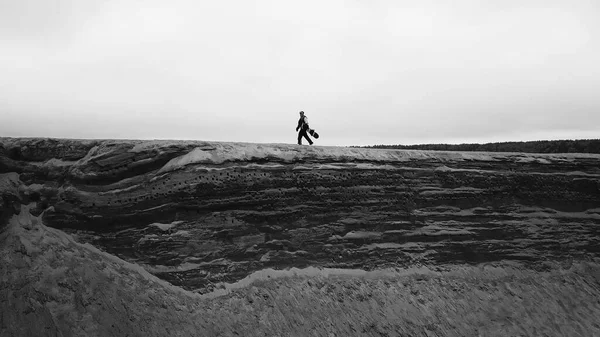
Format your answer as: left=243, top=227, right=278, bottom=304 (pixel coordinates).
left=1, top=0, right=599, bottom=146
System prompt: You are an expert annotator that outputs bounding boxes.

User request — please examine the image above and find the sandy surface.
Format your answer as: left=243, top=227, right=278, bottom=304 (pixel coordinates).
left=2, top=207, right=600, bottom=336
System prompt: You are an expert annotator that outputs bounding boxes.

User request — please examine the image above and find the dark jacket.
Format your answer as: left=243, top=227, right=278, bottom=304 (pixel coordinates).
left=296, top=115, right=309, bottom=132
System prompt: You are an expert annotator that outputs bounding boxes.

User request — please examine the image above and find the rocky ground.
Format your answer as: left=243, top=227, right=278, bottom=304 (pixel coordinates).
left=1, top=137, right=600, bottom=336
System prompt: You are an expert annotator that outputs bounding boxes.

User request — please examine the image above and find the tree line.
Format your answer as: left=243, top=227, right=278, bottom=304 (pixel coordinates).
left=355, top=139, right=600, bottom=154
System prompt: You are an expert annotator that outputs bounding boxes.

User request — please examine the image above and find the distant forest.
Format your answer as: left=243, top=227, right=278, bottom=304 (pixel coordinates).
left=355, top=139, right=600, bottom=154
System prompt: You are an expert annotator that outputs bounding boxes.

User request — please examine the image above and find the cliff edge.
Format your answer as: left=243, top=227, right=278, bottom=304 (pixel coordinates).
left=2, top=138, right=600, bottom=336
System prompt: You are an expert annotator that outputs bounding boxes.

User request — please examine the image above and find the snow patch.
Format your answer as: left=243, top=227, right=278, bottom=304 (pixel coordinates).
left=138, top=234, right=159, bottom=244
left=130, top=140, right=192, bottom=153
left=173, top=230, right=191, bottom=237
left=150, top=141, right=595, bottom=175
left=158, top=148, right=215, bottom=173
left=200, top=265, right=440, bottom=299
left=149, top=221, right=183, bottom=231
left=516, top=157, right=551, bottom=164
left=342, top=231, right=382, bottom=240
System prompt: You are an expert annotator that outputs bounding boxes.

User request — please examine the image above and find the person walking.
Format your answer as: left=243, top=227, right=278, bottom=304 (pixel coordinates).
left=296, top=111, right=313, bottom=145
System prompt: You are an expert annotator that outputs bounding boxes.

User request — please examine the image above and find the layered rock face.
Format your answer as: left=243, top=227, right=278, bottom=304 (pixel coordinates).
left=1, top=138, right=600, bottom=293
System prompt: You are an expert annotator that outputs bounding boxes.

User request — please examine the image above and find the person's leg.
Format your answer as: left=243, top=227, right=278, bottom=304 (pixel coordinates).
left=302, top=129, right=313, bottom=145
left=297, top=131, right=302, bottom=145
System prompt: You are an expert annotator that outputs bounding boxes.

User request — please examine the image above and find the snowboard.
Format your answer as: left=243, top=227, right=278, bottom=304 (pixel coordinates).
left=309, top=129, right=320, bottom=139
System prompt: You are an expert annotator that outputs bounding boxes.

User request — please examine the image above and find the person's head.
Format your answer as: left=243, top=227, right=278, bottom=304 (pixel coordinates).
left=299, top=111, right=304, bottom=116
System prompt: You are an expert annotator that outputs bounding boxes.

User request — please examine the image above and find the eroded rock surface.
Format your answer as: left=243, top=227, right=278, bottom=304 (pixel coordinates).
left=2, top=137, right=600, bottom=294
left=2, top=198, right=600, bottom=337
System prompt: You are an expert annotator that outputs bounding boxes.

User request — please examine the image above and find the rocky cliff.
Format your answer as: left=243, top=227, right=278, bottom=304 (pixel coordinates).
left=2, top=137, right=600, bottom=292
left=2, top=137, right=600, bottom=336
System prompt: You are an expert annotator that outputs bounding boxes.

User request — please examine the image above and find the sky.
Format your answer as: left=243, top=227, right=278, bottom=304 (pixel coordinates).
left=1, top=0, right=599, bottom=146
